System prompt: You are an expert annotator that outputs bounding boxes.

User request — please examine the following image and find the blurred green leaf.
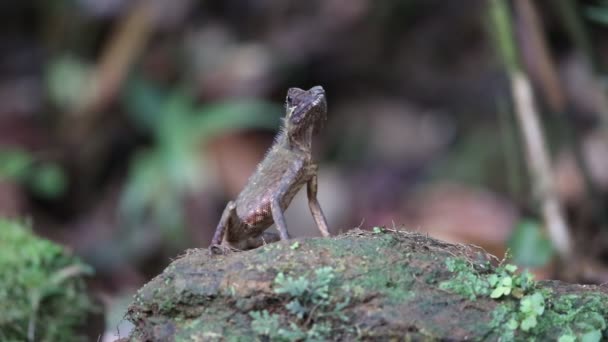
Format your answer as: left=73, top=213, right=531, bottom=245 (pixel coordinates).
left=120, top=150, right=170, bottom=223
left=123, top=75, right=168, bottom=131
left=193, top=100, right=282, bottom=137
left=46, top=55, right=94, bottom=110
left=28, top=163, right=68, bottom=198
left=0, top=149, right=67, bottom=198
left=0, top=149, right=33, bottom=180
left=488, top=0, right=519, bottom=72
left=508, top=220, right=554, bottom=267
left=585, top=3, right=608, bottom=26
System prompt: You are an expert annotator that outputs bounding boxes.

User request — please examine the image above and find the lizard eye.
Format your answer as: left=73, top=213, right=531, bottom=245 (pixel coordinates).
left=286, top=95, right=293, bottom=104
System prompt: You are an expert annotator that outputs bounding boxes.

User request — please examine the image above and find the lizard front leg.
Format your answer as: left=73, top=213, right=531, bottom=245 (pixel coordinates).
left=306, top=165, right=330, bottom=237
left=268, top=161, right=307, bottom=241
left=271, top=199, right=290, bottom=240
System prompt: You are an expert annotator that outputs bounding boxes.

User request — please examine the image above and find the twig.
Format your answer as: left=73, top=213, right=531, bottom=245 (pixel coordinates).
left=510, top=72, right=573, bottom=258
left=62, top=0, right=155, bottom=144
left=515, top=0, right=608, bottom=227
left=490, top=0, right=573, bottom=259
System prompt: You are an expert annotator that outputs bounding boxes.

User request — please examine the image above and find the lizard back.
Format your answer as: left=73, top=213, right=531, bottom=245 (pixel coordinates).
left=235, top=145, right=309, bottom=228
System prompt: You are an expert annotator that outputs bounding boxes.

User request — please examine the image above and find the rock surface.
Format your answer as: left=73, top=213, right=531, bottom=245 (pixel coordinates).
left=125, top=229, right=608, bottom=341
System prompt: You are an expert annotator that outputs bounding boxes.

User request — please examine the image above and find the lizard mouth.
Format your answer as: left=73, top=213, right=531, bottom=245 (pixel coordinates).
left=309, top=85, right=325, bottom=96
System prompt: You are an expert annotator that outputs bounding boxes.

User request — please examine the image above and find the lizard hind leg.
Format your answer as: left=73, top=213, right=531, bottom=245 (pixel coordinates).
left=209, top=201, right=238, bottom=254
left=270, top=199, right=291, bottom=240
left=232, top=231, right=280, bottom=250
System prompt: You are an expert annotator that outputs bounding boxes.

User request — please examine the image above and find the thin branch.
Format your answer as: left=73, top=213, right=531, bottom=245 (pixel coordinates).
left=489, top=0, right=573, bottom=259
left=510, top=72, right=573, bottom=258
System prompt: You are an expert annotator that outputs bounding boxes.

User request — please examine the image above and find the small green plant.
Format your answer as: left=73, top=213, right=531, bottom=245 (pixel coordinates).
left=372, top=226, right=384, bottom=234
left=508, top=220, right=554, bottom=268
left=488, top=264, right=534, bottom=299
left=439, top=258, right=534, bottom=301
left=519, top=292, right=545, bottom=331
left=250, top=266, right=351, bottom=341
left=439, top=258, right=491, bottom=300
left=491, top=291, right=608, bottom=341
left=250, top=310, right=281, bottom=336
left=443, top=254, right=608, bottom=341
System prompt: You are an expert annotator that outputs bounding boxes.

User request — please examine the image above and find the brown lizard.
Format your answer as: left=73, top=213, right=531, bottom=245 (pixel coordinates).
left=209, top=85, right=331, bottom=253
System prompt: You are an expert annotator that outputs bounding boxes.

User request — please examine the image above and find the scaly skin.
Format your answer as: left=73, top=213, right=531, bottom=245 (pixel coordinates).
left=210, top=86, right=330, bottom=253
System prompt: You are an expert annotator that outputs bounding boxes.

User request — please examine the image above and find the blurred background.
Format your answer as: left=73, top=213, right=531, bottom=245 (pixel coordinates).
left=2, top=0, right=608, bottom=339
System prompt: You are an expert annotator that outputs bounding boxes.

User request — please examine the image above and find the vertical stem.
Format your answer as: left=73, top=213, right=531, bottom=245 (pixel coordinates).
left=489, top=0, right=574, bottom=259
left=510, top=72, right=573, bottom=257
left=514, top=0, right=608, bottom=227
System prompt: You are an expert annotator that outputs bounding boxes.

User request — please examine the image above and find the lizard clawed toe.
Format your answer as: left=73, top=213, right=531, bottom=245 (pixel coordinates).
left=209, top=244, right=233, bottom=255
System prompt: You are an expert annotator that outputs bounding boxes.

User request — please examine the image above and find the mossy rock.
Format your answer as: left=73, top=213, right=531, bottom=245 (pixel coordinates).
left=125, top=229, right=608, bottom=341
left=0, top=219, right=102, bottom=341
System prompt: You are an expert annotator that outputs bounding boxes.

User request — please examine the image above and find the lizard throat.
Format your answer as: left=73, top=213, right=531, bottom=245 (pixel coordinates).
left=276, top=120, right=313, bottom=152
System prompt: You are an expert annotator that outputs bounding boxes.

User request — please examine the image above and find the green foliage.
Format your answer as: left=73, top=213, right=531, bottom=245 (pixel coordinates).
left=250, top=310, right=281, bottom=336
left=585, top=3, right=608, bottom=26
left=275, top=272, right=311, bottom=298
left=45, top=55, right=94, bottom=110
left=250, top=267, right=351, bottom=341
left=488, top=0, right=519, bottom=72
left=0, top=149, right=67, bottom=198
left=29, top=164, right=68, bottom=199
left=519, top=292, right=545, bottom=331
left=0, top=219, right=98, bottom=341
left=508, top=219, right=554, bottom=267
left=0, top=149, right=32, bottom=178
left=439, top=258, right=491, bottom=300
left=558, top=334, right=576, bottom=342
left=440, top=258, right=534, bottom=301
left=492, top=292, right=608, bottom=341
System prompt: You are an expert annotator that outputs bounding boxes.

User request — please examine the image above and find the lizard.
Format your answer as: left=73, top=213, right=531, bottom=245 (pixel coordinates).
left=209, top=85, right=331, bottom=253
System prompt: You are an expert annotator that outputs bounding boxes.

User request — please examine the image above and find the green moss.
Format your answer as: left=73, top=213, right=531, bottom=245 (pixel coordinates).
left=440, top=257, right=608, bottom=340
left=250, top=266, right=353, bottom=341
left=490, top=291, right=608, bottom=341
left=0, top=219, right=98, bottom=341
left=439, top=258, right=533, bottom=300
left=353, top=260, right=415, bottom=302
left=172, top=308, right=251, bottom=341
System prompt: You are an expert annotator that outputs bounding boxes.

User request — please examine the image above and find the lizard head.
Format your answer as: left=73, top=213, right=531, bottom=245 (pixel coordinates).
left=285, top=85, right=327, bottom=136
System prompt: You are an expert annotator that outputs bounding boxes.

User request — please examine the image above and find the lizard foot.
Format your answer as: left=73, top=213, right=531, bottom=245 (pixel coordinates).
left=209, top=244, right=235, bottom=255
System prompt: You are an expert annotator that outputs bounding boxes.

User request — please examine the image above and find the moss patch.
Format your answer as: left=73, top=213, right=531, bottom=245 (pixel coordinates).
left=437, top=256, right=608, bottom=341
left=0, top=219, right=100, bottom=341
